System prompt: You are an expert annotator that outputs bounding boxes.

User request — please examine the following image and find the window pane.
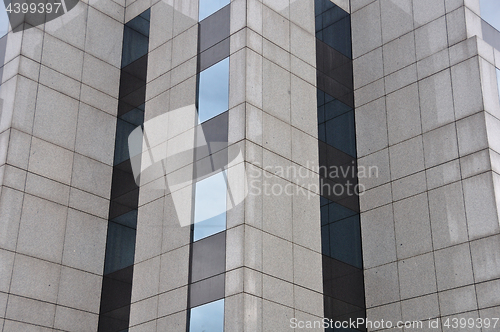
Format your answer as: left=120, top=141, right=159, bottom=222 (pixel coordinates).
left=114, top=119, right=137, bottom=165
left=104, top=222, right=137, bottom=274
left=329, top=215, right=363, bottom=268
left=0, top=2, right=8, bottom=38
left=198, top=57, right=229, bottom=123
left=325, top=110, right=356, bottom=157
left=199, top=0, right=230, bottom=21
left=191, top=232, right=226, bottom=283
left=199, top=5, right=230, bottom=53
left=481, top=0, right=500, bottom=31
left=193, top=171, right=227, bottom=241
left=190, top=274, right=225, bottom=308
left=121, top=26, right=149, bottom=68
left=189, top=299, right=224, bottom=332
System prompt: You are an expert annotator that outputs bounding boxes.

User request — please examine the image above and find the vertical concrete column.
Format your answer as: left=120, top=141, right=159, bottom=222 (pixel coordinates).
left=0, top=0, right=125, bottom=330
left=352, top=0, right=500, bottom=328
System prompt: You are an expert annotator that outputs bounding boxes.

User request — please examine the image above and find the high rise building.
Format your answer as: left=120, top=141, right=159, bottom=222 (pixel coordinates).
left=0, top=0, right=499, bottom=331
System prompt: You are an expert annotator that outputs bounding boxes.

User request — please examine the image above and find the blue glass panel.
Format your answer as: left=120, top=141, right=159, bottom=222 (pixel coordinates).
left=199, top=0, right=230, bottom=21
left=318, top=123, right=326, bottom=142
left=104, top=222, right=137, bottom=274
left=318, top=105, right=325, bottom=123
left=0, top=2, right=8, bottom=38
left=315, top=11, right=323, bottom=33
left=193, top=212, right=226, bottom=242
left=324, top=17, right=352, bottom=58
left=322, top=5, right=348, bottom=29
left=119, top=107, right=144, bottom=127
left=329, top=215, right=362, bottom=268
left=189, top=299, right=224, bottom=332
left=325, top=110, right=356, bottom=157
left=317, top=90, right=325, bottom=106
left=193, top=171, right=227, bottom=241
left=328, top=201, right=357, bottom=224
left=324, top=99, right=352, bottom=121
left=126, top=14, right=150, bottom=37
left=321, top=205, right=329, bottom=226
left=111, top=210, right=138, bottom=229
left=325, top=91, right=335, bottom=104
left=139, top=9, right=151, bottom=21
left=321, top=225, right=330, bottom=255
left=481, top=0, right=500, bottom=32
left=114, top=118, right=137, bottom=165
left=198, top=58, right=229, bottom=123
left=121, top=26, right=149, bottom=68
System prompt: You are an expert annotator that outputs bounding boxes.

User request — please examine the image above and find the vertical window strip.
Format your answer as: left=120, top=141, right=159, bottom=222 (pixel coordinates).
left=97, top=9, right=150, bottom=332
left=315, top=1, right=366, bottom=331
left=187, top=2, right=231, bottom=331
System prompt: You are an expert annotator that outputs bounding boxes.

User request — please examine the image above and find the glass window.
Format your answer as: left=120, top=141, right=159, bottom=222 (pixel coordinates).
left=198, top=58, right=230, bottom=123
left=114, top=118, right=137, bottom=166
left=325, top=110, right=356, bottom=157
left=481, top=0, right=500, bottom=31
left=199, top=5, right=230, bottom=53
left=190, top=274, right=225, bottom=308
left=191, top=232, right=226, bottom=283
left=329, top=215, right=363, bottom=269
left=121, top=26, right=149, bottom=68
left=199, top=0, right=230, bottom=21
left=104, top=222, right=137, bottom=274
left=189, top=299, right=224, bottom=332
left=193, top=171, right=227, bottom=241
left=0, top=2, right=8, bottom=38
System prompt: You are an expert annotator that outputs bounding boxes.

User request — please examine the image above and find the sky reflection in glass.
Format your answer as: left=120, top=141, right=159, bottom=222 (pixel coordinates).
left=199, top=0, right=230, bottom=21
left=193, top=171, right=227, bottom=242
left=198, top=57, right=229, bottom=123
left=189, top=299, right=224, bottom=332
left=0, top=3, right=8, bottom=38
left=481, top=0, right=500, bottom=31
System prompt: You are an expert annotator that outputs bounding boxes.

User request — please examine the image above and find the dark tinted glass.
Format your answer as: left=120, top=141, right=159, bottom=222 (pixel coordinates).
left=120, top=107, right=145, bottom=127
left=99, top=9, right=150, bottom=331
left=104, top=222, right=137, bottom=274
left=191, top=231, right=226, bottom=283
left=199, top=38, right=230, bottom=72
left=324, top=110, right=356, bottom=157
left=189, top=274, right=225, bottom=308
left=189, top=299, right=224, bottom=332
left=113, top=119, right=137, bottom=166
left=121, top=26, right=149, bottom=68
left=126, top=14, right=150, bottom=36
left=329, top=215, right=362, bottom=268
left=328, top=201, right=357, bottom=223
left=199, top=4, right=230, bottom=53
left=316, top=1, right=365, bottom=327
left=315, top=1, right=351, bottom=58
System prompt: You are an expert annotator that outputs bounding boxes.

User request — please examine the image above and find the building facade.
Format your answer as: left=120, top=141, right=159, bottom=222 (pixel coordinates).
left=0, top=0, right=499, bottom=331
